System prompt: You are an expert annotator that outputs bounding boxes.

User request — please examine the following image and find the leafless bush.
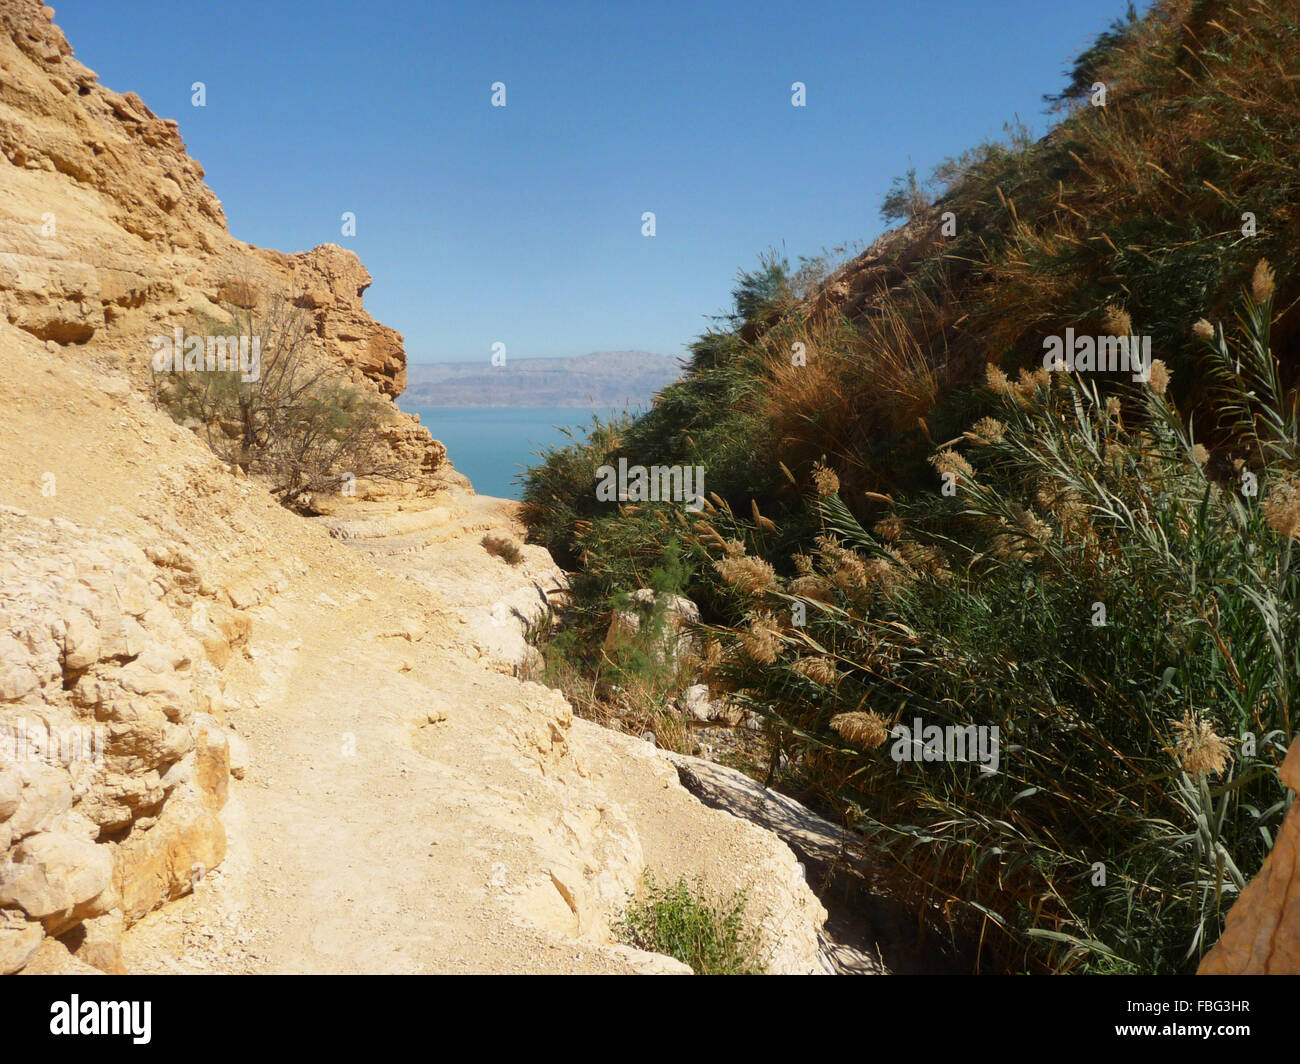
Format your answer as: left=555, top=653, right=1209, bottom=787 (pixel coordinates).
left=152, top=283, right=413, bottom=511
left=481, top=532, right=524, bottom=565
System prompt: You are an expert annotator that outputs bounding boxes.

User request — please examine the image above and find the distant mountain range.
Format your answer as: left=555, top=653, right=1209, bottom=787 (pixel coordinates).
left=401, top=350, right=683, bottom=409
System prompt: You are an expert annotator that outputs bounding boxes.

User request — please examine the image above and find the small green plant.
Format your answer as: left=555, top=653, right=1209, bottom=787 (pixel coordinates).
left=615, top=873, right=766, bottom=975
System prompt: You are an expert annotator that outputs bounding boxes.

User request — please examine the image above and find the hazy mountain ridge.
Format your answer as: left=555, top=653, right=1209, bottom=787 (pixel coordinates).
left=403, top=351, right=682, bottom=408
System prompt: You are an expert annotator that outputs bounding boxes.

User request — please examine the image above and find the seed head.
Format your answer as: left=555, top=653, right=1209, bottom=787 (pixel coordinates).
left=740, top=613, right=781, bottom=665
left=1147, top=360, right=1171, bottom=397
left=1168, top=711, right=1232, bottom=777
left=792, top=656, right=838, bottom=685
left=811, top=461, right=840, bottom=497
left=967, top=417, right=1006, bottom=445
left=714, top=555, right=777, bottom=595
left=1252, top=258, right=1276, bottom=303
left=1102, top=305, right=1132, bottom=337
left=830, top=711, right=892, bottom=750
left=1263, top=475, right=1300, bottom=540
left=930, top=448, right=975, bottom=484
left=985, top=363, right=1013, bottom=396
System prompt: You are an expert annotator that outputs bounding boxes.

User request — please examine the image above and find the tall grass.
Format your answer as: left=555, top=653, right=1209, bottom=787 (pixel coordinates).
left=519, top=0, right=1300, bottom=972
left=691, top=273, right=1296, bottom=971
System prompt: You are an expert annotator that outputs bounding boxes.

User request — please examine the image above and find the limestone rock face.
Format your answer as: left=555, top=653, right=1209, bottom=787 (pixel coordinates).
left=61, top=909, right=126, bottom=974
left=0, top=505, right=234, bottom=967
left=0, top=830, right=114, bottom=926
left=15, top=935, right=102, bottom=974
left=1199, top=741, right=1300, bottom=974
left=284, top=244, right=407, bottom=397
left=0, top=908, right=42, bottom=973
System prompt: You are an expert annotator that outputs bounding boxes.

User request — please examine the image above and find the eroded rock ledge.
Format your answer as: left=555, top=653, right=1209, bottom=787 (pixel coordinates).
left=0, top=506, right=239, bottom=973
left=0, top=0, right=445, bottom=496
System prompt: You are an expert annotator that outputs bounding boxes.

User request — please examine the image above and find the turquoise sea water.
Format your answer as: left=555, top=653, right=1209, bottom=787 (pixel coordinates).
left=400, top=407, right=612, bottom=500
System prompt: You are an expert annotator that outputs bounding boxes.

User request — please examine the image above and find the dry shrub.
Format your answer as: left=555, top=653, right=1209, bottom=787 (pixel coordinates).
left=760, top=287, right=948, bottom=498
left=482, top=533, right=524, bottom=565
left=153, top=285, right=413, bottom=511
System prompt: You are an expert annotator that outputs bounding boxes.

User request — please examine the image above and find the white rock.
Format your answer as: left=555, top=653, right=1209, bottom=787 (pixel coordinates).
left=0, top=767, right=22, bottom=822
left=0, top=911, right=44, bottom=975
left=7, top=763, right=72, bottom=838
left=682, top=684, right=713, bottom=721
left=62, top=610, right=100, bottom=671
left=0, top=830, right=114, bottom=919
left=0, top=662, right=39, bottom=703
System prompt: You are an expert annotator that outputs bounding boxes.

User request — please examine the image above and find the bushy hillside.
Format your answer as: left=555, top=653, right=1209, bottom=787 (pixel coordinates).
left=520, top=0, right=1300, bottom=972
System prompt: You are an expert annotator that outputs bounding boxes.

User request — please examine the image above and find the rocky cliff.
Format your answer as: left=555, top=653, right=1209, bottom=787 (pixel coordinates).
left=0, top=1, right=445, bottom=484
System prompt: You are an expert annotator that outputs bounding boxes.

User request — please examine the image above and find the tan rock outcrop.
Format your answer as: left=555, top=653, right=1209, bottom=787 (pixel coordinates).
left=0, top=504, right=235, bottom=966
left=0, top=908, right=42, bottom=973
left=1199, top=741, right=1300, bottom=974
left=15, top=935, right=101, bottom=974
left=0, top=0, right=452, bottom=498
left=61, top=909, right=126, bottom=974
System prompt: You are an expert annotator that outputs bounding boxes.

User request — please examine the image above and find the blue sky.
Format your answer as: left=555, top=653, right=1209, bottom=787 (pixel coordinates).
left=56, top=0, right=1143, bottom=364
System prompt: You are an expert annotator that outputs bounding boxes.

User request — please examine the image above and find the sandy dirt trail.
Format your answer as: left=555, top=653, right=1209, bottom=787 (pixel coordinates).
left=118, top=493, right=829, bottom=975
left=2, top=338, right=828, bottom=975
left=122, top=556, right=646, bottom=973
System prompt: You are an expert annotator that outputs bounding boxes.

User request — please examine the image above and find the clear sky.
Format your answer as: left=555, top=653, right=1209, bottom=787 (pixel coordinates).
left=56, top=0, right=1143, bottom=364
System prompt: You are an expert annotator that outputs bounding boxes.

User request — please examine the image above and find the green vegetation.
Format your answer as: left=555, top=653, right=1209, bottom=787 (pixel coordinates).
left=521, top=0, right=1300, bottom=972
left=523, top=540, right=697, bottom=751
left=615, top=873, right=767, bottom=975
